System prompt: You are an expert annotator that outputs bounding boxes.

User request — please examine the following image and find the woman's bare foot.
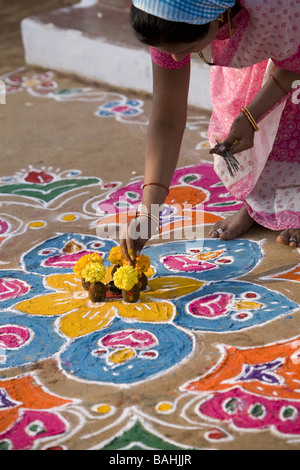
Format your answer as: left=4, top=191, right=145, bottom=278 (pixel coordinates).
left=276, top=229, right=300, bottom=247
left=209, top=205, right=256, bottom=240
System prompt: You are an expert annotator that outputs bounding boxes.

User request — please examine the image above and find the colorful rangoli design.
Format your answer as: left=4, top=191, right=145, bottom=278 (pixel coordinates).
left=2, top=68, right=300, bottom=449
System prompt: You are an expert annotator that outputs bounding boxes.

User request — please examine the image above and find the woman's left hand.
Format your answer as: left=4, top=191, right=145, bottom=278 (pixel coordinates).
left=209, top=112, right=256, bottom=156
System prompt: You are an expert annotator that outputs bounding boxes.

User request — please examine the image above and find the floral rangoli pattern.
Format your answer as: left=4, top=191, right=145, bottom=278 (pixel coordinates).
left=2, top=68, right=300, bottom=450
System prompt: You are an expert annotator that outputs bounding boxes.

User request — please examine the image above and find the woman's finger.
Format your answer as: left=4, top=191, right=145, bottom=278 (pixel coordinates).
left=228, top=140, right=246, bottom=155
left=119, top=223, right=135, bottom=265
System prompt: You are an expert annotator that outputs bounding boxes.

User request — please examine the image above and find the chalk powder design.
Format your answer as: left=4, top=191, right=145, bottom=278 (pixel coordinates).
left=0, top=233, right=296, bottom=386
left=3, top=68, right=300, bottom=448
left=1, top=192, right=300, bottom=448
left=181, top=336, right=300, bottom=437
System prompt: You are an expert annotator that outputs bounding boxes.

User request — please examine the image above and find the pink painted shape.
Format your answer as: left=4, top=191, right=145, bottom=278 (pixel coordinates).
left=101, top=330, right=157, bottom=350
left=96, top=163, right=242, bottom=215
left=112, top=106, right=129, bottom=113
left=188, top=293, right=233, bottom=318
left=0, top=325, right=31, bottom=349
left=0, top=410, right=68, bottom=450
left=0, top=278, right=30, bottom=301
left=199, top=387, right=300, bottom=435
left=0, top=220, right=9, bottom=235
left=43, top=250, right=102, bottom=268
left=162, top=254, right=216, bottom=273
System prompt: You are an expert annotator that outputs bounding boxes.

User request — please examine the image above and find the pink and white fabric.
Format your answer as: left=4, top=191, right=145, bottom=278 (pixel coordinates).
left=149, top=0, right=300, bottom=230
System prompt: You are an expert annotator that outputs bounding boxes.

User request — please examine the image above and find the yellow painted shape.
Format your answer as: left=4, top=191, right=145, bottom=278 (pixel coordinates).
left=109, top=347, right=135, bottom=364
left=157, top=402, right=173, bottom=413
left=25, top=80, right=37, bottom=87
left=197, top=250, right=224, bottom=261
left=46, top=273, right=82, bottom=293
left=15, top=293, right=84, bottom=317
left=200, top=142, right=211, bottom=149
left=29, top=221, right=45, bottom=228
left=62, top=214, right=77, bottom=222
left=235, top=300, right=262, bottom=310
left=59, top=303, right=115, bottom=338
left=96, top=404, right=111, bottom=414
left=145, top=276, right=204, bottom=300
left=117, top=300, right=175, bottom=322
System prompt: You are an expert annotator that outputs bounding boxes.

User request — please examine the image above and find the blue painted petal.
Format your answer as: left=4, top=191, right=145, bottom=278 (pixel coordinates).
left=97, top=110, right=115, bottom=117
left=172, top=280, right=299, bottom=332
left=126, top=100, right=141, bottom=107
left=59, top=318, right=194, bottom=384
left=102, top=101, right=121, bottom=109
left=0, top=271, right=46, bottom=309
left=0, top=310, right=66, bottom=369
left=122, top=109, right=139, bottom=116
left=143, top=239, right=263, bottom=282
left=22, top=233, right=118, bottom=275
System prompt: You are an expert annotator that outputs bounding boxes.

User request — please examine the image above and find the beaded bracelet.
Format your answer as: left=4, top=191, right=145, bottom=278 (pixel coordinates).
left=142, top=182, right=170, bottom=195
left=240, top=106, right=260, bottom=132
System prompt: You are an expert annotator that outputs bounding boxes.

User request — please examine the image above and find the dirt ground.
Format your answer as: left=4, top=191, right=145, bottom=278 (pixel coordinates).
left=1, top=0, right=300, bottom=453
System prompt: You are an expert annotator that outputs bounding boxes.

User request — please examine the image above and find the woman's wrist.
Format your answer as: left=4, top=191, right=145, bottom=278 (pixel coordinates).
left=246, top=69, right=299, bottom=123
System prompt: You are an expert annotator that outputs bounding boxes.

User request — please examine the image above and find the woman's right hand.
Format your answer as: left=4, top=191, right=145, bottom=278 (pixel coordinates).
left=119, top=215, right=157, bottom=266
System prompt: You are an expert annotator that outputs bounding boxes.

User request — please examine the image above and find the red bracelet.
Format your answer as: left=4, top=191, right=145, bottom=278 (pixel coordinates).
left=142, top=182, right=170, bottom=195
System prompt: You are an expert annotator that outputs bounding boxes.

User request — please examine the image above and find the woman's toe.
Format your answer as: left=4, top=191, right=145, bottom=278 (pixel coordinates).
left=277, top=230, right=300, bottom=247
left=209, top=227, right=224, bottom=239
left=276, top=231, right=289, bottom=245
left=219, top=230, right=233, bottom=241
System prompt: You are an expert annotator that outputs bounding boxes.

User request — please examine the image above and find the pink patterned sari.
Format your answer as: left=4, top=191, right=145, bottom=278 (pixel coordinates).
left=209, top=0, right=300, bottom=230
left=150, top=0, right=300, bottom=230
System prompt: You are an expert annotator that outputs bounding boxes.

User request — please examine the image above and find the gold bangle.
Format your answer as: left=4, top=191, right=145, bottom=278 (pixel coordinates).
left=135, top=209, right=162, bottom=234
left=241, top=106, right=259, bottom=132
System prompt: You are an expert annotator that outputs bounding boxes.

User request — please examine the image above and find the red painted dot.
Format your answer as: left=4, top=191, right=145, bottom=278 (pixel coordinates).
left=207, top=429, right=227, bottom=440
left=142, top=351, right=156, bottom=357
left=245, top=292, right=257, bottom=298
left=95, top=349, right=107, bottom=356
left=45, top=445, right=64, bottom=450
left=237, top=313, right=248, bottom=319
left=25, top=171, right=54, bottom=184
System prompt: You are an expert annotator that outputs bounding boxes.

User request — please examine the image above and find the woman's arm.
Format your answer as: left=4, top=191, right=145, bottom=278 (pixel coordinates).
left=120, top=60, right=190, bottom=263
left=211, top=68, right=300, bottom=155
left=143, top=61, right=190, bottom=205
left=248, top=69, right=300, bottom=122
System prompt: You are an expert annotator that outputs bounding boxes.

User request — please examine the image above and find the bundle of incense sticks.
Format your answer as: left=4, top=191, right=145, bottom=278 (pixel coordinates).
left=213, top=136, right=240, bottom=177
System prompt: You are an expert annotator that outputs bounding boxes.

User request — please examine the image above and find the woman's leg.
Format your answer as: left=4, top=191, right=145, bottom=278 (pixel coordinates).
left=210, top=207, right=300, bottom=247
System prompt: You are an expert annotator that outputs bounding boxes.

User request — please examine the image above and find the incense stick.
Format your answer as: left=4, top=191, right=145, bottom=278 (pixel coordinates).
left=212, top=136, right=240, bottom=177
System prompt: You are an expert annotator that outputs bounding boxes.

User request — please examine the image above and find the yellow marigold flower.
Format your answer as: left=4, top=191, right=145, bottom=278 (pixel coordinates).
left=81, top=262, right=106, bottom=283
left=135, top=254, right=151, bottom=275
left=113, top=265, right=138, bottom=291
left=73, top=252, right=103, bottom=276
left=107, top=246, right=125, bottom=266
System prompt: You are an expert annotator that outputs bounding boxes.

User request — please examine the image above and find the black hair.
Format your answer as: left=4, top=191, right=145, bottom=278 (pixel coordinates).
left=130, top=5, right=211, bottom=47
